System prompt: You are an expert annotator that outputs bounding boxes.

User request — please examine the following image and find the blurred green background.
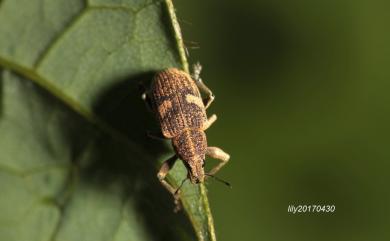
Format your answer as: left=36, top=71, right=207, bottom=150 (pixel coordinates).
left=175, top=0, right=390, bottom=240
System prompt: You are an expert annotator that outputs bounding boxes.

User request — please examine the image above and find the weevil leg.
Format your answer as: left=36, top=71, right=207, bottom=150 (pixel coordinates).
left=203, top=114, right=217, bottom=130
left=192, top=62, right=203, bottom=82
left=206, top=146, right=230, bottom=176
left=157, top=155, right=182, bottom=212
left=147, top=130, right=167, bottom=140
left=142, top=92, right=153, bottom=112
left=192, top=62, right=215, bottom=109
left=139, top=82, right=153, bottom=112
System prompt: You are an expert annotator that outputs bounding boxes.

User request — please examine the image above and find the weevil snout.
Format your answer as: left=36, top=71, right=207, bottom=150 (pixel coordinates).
left=172, top=130, right=207, bottom=184
left=187, top=159, right=205, bottom=184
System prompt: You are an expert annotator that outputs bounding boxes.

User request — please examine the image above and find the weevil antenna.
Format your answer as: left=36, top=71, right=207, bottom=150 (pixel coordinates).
left=205, top=173, right=232, bottom=188
left=174, top=178, right=188, bottom=195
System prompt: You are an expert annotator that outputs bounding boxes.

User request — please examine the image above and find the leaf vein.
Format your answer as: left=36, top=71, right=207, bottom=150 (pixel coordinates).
left=0, top=56, right=152, bottom=163
left=34, top=7, right=88, bottom=69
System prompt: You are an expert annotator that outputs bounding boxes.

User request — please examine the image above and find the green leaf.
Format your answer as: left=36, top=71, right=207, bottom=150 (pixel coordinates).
left=0, top=0, right=215, bottom=241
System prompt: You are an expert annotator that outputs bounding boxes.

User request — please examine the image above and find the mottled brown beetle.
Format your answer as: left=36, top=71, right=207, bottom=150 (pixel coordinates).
left=142, top=63, right=230, bottom=208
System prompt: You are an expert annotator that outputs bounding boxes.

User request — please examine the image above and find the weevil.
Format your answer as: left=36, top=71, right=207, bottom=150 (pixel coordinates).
left=142, top=63, right=230, bottom=209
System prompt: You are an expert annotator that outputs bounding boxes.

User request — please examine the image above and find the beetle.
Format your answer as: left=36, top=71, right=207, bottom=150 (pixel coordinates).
left=142, top=63, right=230, bottom=209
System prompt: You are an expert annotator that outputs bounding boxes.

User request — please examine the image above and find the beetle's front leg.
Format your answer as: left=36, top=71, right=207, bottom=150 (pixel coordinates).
left=157, top=154, right=182, bottom=212
left=192, top=62, right=215, bottom=109
left=206, top=146, right=230, bottom=175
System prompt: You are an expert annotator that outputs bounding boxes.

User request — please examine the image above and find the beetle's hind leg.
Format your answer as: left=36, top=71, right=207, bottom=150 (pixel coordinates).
left=157, top=154, right=182, bottom=212
left=192, top=62, right=215, bottom=109
left=147, top=130, right=167, bottom=140
left=139, top=84, right=169, bottom=141
left=206, top=146, right=230, bottom=176
left=139, top=82, right=153, bottom=112
left=141, top=92, right=153, bottom=112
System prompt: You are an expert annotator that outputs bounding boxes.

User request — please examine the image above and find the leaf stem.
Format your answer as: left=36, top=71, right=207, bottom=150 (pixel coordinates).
left=164, top=0, right=189, bottom=73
